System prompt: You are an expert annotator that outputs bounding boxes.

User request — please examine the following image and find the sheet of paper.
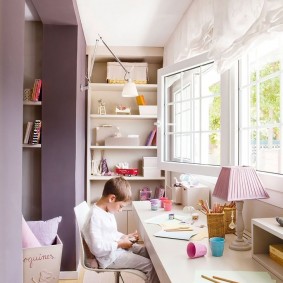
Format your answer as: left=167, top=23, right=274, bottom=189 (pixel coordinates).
left=154, top=230, right=197, bottom=241
left=145, top=213, right=187, bottom=225
left=194, top=270, right=276, bottom=283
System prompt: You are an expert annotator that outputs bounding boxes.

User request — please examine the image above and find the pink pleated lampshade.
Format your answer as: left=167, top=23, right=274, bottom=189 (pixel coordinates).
left=212, top=166, right=270, bottom=201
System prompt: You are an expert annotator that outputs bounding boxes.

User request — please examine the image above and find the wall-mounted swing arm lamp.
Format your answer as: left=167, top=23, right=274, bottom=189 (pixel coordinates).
left=98, top=34, right=138, bottom=97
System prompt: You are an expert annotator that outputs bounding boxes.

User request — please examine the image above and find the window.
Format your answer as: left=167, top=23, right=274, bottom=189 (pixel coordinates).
left=239, top=36, right=283, bottom=175
left=158, top=53, right=221, bottom=176
left=158, top=38, right=283, bottom=195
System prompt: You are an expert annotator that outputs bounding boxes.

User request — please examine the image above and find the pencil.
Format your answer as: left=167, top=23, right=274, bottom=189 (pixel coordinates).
left=201, top=275, right=221, bottom=283
left=212, top=276, right=239, bottom=283
left=164, top=228, right=193, bottom=232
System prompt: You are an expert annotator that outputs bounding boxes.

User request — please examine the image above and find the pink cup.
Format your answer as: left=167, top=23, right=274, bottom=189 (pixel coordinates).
left=187, top=242, right=207, bottom=258
left=163, top=199, right=172, bottom=211
left=159, top=197, right=168, bottom=208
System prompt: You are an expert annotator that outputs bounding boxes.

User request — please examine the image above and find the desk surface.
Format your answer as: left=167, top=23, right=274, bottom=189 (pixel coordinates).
left=133, top=201, right=282, bottom=283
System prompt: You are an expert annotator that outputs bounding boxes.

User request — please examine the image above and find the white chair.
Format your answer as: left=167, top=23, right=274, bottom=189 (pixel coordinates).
left=74, top=201, right=146, bottom=283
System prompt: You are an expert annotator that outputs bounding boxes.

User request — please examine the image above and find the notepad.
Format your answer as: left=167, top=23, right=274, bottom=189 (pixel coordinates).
left=154, top=230, right=197, bottom=240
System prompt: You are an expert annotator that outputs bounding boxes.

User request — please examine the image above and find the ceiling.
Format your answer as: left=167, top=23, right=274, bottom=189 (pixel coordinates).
left=25, top=0, right=193, bottom=47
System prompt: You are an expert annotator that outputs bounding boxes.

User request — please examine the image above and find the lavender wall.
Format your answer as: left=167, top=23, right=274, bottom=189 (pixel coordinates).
left=41, top=25, right=78, bottom=271
left=0, top=0, right=25, bottom=281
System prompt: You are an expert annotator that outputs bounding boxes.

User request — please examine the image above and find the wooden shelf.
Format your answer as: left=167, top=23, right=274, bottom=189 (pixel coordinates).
left=90, top=114, right=157, bottom=119
left=23, top=101, right=42, bottom=106
left=90, top=145, right=157, bottom=149
left=90, top=83, right=157, bottom=92
left=22, top=144, right=41, bottom=148
left=89, top=175, right=165, bottom=181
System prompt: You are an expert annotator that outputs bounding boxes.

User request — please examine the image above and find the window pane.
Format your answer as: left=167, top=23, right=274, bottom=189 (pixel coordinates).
left=163, top=61, right=221, bottom=166
left=239, top=36, right=283, bottom=174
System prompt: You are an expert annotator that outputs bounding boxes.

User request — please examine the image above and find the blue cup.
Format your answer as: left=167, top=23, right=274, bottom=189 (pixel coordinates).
left=209, top=237, right=225, bottom=257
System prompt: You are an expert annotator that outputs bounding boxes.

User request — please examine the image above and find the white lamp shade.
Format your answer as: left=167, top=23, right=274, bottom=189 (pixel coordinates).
left=212, top=166, right=270, bottom=201
left=122, top=79, right=138, bottom=97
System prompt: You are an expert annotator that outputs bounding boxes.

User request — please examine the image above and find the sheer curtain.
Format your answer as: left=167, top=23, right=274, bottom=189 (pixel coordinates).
left=164, top=0, right=283, bottom=72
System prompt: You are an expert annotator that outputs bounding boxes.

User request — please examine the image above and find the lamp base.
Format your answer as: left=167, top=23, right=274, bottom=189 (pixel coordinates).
left=229, top=238, right=251, bottom=251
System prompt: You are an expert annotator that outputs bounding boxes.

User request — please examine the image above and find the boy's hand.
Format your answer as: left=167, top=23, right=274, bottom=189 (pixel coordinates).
left=117, top=238, right=133, bottom=250
left=127, top=230, right=139, bottom=243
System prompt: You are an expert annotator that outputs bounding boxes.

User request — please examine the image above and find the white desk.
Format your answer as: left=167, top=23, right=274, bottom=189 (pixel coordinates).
left=133, top=201, right=282, bottom=283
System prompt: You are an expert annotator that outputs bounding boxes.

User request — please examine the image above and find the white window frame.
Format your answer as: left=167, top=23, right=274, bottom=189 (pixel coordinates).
left=157, top=52, right=283, bottom=200
left=157, top=53, right=232, bottom=177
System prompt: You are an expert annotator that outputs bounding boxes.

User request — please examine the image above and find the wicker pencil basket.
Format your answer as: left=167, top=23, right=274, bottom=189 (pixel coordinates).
left=206, top=212, right=225, bottom=238
left=223, top=207, right=236, bottom=234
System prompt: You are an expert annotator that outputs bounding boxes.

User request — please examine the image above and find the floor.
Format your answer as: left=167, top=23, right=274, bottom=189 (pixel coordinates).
left=59, top=268, right=145, bottom=283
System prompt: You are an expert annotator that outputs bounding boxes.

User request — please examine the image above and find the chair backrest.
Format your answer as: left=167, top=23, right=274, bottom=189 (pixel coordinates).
left=74, top=201, right=90, bottom=231
left=74, top=201, right=99, bottom=269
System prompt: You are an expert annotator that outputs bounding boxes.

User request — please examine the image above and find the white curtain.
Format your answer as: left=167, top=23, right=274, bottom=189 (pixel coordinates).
left=163, top=0, right=213, bottom=66
left=164, top=0, right=283, bottom=72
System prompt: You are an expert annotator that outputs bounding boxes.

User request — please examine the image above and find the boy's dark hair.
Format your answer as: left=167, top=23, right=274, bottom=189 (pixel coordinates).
left=103, top=177, right=132, bottom=202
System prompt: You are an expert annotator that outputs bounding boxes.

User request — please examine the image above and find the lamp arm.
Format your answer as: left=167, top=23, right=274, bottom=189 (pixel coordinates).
left=98, top=34, right=130, bottom=79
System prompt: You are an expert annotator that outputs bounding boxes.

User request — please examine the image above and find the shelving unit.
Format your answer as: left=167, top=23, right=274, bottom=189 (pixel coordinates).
left=86, top=57, right=164, bottom=234
left=252, top=218, right=283, bottom=282
left=23, top=101, right=42, bottom=148
left=22, top=99, right=42, bottom=219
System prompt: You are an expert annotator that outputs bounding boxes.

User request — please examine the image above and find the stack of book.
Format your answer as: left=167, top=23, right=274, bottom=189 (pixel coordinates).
left=23, top=120, right=42, bottom=145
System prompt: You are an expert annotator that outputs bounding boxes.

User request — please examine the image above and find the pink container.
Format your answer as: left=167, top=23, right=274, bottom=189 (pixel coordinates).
left=163, top=199, right=172, bottom=211
left=187, top=242, right=207, bottom=258
left=159, top=197, right=168, bottom=208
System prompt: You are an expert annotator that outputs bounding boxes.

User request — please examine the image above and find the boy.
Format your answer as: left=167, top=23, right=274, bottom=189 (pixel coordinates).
left=82, top=176, right=160, bottom=283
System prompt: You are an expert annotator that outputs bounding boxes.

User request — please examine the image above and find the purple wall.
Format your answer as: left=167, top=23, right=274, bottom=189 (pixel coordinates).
left=41, top=25, right=78, bottom=271
left=34, top=0, right=86, bottom=271
left=0, top=0, right=25, bottom=281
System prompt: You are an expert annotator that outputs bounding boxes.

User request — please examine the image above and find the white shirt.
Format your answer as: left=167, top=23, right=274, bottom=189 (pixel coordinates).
left=82, top=204, right=126, bottom=268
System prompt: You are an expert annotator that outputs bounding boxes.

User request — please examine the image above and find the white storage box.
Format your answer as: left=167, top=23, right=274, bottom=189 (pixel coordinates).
left=143, top=167, right=161, bottom=178
left=182, top=184, right=210, bottom=207
left=107, top=62, right=148, bottom=84
left=105, top=136, right=140, bottom=146
left=139, top=105, right=157, bottom=116
left=23, top=235, right=63, bottom=283
left=143, top=157, right=158, bottom=167
left=95, top=126, right=120, bottom=146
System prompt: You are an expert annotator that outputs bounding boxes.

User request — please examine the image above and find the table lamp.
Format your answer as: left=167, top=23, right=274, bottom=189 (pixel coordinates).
left=212, top=166, right=269, bottom=251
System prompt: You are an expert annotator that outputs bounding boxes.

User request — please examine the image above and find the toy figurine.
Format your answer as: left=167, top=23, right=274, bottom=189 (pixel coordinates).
left=98, top=99, right=106, bottom=115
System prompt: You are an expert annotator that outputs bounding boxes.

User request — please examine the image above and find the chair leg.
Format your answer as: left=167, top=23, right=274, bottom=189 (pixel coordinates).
left=114, top=271, right=120, bottom=283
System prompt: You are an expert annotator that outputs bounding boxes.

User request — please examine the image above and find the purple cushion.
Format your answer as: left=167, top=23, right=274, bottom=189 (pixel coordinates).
left=27, top=216, right=62, bottom=246
left=22, top=215, right=41, bottom=248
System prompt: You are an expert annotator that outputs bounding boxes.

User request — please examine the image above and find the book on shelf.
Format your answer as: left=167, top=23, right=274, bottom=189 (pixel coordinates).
left=23, top=121, right=33, bottom=144
left=31, top=79, right=42, bottom=102
left=136, top=94, right=146, bottom=105
left=29, top=120, right=42, bottom=145
left=145, top=127, right=157, bottom=146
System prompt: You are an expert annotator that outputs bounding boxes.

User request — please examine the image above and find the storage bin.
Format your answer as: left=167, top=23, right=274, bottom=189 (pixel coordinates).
left=105, top=136, right=139, bottom=146
left=181, top=184, right=210, bottom=207
left=223, top=207, right=236, bottom=234
left=23, top=235, right=63, bottom=283
left=107, top=62, right=148, bottom=84
left=143, top=167, right=161, bottom=178
left=95, top=126, right=120, bottom=145
left=206, top=213, right=225, bottom=239
left=139, top=105, right=157, bottom=116
left=143, top=157, right=158, bottom=167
